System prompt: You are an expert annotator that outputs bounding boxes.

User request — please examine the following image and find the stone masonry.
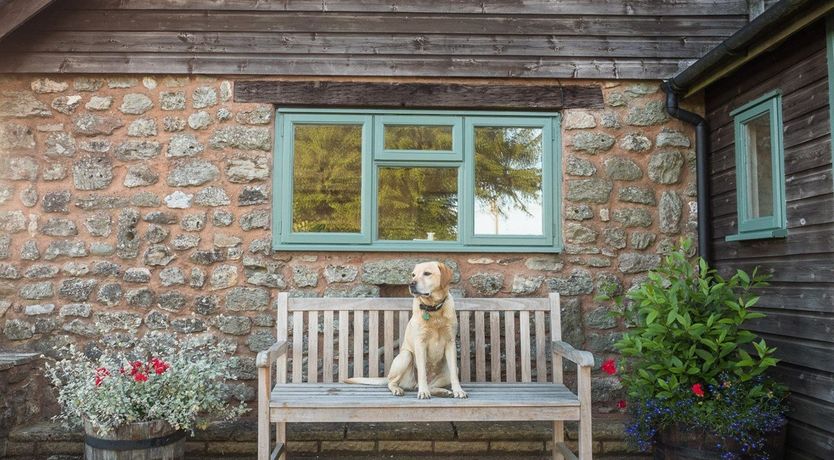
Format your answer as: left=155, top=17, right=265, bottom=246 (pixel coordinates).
left=0, top=75, right=697, bottom=458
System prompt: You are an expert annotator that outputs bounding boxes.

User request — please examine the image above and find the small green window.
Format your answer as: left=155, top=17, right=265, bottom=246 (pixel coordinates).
left=726, top=91, right=787, bottom=242
left=274, top=109, right=561, bottom=252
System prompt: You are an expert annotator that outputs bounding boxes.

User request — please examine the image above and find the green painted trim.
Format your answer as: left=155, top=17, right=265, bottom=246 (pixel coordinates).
left=729, top=89, right=782, bottom=117
left=826, top=14, right=834, bottom=196
left=731, top=91, right=787, bottom=238
left=373, top=115, right=463, bottom=162
left=272, top=109, right=562, bottom=252
left=725, top=228, right=788, bottom=242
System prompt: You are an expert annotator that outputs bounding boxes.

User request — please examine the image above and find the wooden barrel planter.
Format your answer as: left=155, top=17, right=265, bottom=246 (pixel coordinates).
left=83, top=420, right=185, bottom=460
left=653, top=422, right=787, bottom=460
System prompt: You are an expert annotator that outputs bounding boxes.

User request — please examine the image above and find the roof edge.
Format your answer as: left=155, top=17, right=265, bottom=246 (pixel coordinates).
left=669, top=0, right=834, bottom=97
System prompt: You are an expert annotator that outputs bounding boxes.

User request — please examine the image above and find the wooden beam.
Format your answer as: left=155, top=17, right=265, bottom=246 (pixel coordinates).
left=0, top=0, right=57, bottom=41
left=234, top=81, right=603, bottom=110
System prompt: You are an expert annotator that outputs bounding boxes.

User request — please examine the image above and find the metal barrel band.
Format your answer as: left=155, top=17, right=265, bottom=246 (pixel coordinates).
left=85, top=430, right=186, bottom=451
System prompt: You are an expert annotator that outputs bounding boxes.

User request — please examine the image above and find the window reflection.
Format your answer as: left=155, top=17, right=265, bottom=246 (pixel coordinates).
left=377, top=167, right=458, bottom=241
left=383, top=125, right=454, bottom=151
left=744, top=113, right=774, bottom=219
left=473, top=127, right=544, bottom=236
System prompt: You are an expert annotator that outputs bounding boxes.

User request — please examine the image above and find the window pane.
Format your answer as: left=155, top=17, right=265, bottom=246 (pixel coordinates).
left=292, top=124, right=362, bottom=233
left=377, top=167, right=458, bottom=241
left=744, top=113, right=774, bottom=219
left=383, top=125, right=454, bottom=151
left=474, top=127, right=544, bottom=236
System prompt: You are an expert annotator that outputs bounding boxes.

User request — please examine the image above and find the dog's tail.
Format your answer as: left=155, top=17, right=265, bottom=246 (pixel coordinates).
left=345, top=377, right=388, bottom=385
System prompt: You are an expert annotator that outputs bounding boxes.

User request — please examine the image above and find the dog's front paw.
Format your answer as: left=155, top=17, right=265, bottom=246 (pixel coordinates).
left=389, top=385, right=404, bottom=396
left=417, top=388, right=432, bottom=399
left=453, top=388, right=468, bottom=399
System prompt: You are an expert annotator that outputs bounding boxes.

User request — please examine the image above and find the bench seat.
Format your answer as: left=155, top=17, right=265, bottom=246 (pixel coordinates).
left=269, top=383, right=580, bottom=423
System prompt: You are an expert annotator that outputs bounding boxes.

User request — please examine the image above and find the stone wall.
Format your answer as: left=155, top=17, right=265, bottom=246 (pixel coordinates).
left=0, top=75, right=698, bottom=454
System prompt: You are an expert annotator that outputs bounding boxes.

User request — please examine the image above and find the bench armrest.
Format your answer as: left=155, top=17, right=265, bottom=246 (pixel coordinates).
left=552, top=340, right=594, bottom=367
left=255, top=340, right=288, bottom=368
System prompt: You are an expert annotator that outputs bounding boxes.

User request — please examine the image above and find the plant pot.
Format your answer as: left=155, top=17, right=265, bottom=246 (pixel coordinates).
left=83, top=420, right=185, bottom=460
left=653, top=421, right=787, bottom=460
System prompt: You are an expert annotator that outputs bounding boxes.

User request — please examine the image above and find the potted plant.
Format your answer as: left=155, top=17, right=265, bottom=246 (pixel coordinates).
left=600, top=240, right=788, bottom=460
left=46, top=333, right=249, bottom=459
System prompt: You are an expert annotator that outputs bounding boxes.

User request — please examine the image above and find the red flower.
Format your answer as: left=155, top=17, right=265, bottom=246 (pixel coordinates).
left=129, top=360, right=144, bottom=376
left=133, top=372, right=148, bottom=383
left=601, top=359, right=617, bottom=375
left=150, top=357, right=170, bottom=375
left=616, top=400, right=627, bottom=409
left=94, top=367, right=110, bottom=387
left=691, top=383, right=705, bottom=397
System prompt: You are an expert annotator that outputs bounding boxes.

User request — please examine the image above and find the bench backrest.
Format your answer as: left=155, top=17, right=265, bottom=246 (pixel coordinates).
left=274, top=293, right=564, bottom=385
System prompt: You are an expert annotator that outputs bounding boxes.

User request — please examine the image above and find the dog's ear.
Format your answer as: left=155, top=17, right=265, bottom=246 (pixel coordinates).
left=437, top=262, right=452, bottom=289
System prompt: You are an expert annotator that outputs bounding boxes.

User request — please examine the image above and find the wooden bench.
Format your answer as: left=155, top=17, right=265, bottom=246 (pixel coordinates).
left=256, top=292, right=594, bottom=460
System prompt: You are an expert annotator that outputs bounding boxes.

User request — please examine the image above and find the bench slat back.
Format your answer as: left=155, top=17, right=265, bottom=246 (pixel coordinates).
left=275, top=293, right=562, bottom=385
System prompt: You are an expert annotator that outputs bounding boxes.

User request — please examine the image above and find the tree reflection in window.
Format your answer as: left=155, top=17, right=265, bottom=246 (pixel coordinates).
left=377, top=167, right=458, bottom=241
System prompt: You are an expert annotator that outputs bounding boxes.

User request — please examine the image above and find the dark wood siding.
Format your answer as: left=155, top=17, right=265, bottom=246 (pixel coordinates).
left=705, top=21, right=834, bottom=460
left=0, top=0, right=748, bottom=79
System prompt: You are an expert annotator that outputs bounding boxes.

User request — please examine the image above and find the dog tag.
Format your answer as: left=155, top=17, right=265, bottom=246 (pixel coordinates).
left=422, top=311, right=430, bottom=321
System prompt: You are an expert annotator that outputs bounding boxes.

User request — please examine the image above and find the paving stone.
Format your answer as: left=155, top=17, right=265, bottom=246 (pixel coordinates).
left=0, top=155, right=39, bottom=181
left=188, top=111, right=213, bottom=130
left=565, top=155, right=596, bottom=177
left=59, top=278, right=97, bottom=302
left=618, top=253, right=661, bottom=273
left=224, top=287, right=270, bottom=311
left=45, top=131, right=76, bottom=157
left=41, top=217, right=78, bottom=237
left=546, top=268, right=593, bottom=296
left=194, top=186, right=230, bottom=206
left=72, top=154, right=113, bottom=190
left=566, top=178, right=613, bottom=203
left=144, top=244, right=175, bottom=266
left=119, top=93, right=153, bottom=115
left=127, top=117, right=157, bottom=137
left=124, top=164, right=159, bottom=188
left=570, top=131, right=615, bottom=154
left=167, top=133, right=204, bottom=157
left=125, top=287, right=155, bottom=308
left=210, top=126, right=271, bottom=151
left=51, top=95, right=82, bottom=115
left=164, top=191, right=193, bottom=209
left=0, top=90, right=51, bottom=117
left=86, top=96, right=113, bottom=111
left=114, top=140, right=162, bottom=160
left=193, top=86, right=218, bottom=109
left=324, top=265, right=358, bottom=284
left=116, top=209, right=140, bottom=259
left=604, top=157, right=642, bottom=181
left=625, top=100, right=668, bottom=126
left=167, top=160, right=219, bottom=187
left=73, top=113, right=123, bottom=136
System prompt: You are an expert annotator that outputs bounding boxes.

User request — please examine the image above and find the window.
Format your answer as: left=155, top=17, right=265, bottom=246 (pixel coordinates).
left=274, top=109, right=561, bottom=252
left=726, top=91, right=787, bottom=241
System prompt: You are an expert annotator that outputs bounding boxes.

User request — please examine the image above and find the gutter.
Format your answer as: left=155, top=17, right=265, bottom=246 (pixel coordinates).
left=661, top=83, right=711, bottom=266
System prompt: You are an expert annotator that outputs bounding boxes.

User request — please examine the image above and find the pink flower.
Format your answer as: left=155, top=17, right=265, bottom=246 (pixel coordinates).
left=133, top=372, right=148, bottom=383
left=616, top=400, right=627, bottom=409
left=94, top=367, right=110, bottom=387
left=601, top=359, right=617, bottom=376
left=150, top=357, right=170, bottom=375
left=691, top=383, right=705, bottom=397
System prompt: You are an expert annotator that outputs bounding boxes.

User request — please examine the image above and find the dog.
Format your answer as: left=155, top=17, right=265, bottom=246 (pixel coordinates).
left=346, top=261, right=467, bottom=399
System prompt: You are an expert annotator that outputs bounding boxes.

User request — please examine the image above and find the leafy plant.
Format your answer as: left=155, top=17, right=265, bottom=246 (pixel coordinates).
left=46, top=333, right=249, bottom=434
left=601, top=239, right=788, bottom=459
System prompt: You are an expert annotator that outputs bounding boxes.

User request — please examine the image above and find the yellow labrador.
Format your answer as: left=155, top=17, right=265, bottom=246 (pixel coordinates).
left=347, top=261, right=467, bottom=399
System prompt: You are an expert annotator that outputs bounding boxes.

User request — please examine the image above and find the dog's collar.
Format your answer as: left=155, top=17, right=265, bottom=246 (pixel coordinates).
left=418, top=296, right=447, bottom=312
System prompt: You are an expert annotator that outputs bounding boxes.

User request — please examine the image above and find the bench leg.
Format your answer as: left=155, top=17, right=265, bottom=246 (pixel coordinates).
left=276, top=422, right=287, bottom=460
left=577, top=365, right=593, bottom=460
left=552, top=421, right=565, bottom=460
left=258, top=367, right=271, bottom=460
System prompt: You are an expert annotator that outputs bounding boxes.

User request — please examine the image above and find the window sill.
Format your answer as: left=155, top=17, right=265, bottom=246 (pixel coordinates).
left=725, top=228, right=787, bottom=242
left=272, top=242, right=563, bottom=253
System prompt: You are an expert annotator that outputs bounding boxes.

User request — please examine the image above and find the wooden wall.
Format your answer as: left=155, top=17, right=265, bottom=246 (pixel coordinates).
left=706, top=21, right=834, bottom=460
left=0, top=0, right=748, bottom=79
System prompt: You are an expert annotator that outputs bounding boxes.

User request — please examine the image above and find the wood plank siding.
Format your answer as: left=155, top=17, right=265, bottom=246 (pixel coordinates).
left=0, top=0, right=748, bottom=79
left=705, top=21, right=834, bottom=460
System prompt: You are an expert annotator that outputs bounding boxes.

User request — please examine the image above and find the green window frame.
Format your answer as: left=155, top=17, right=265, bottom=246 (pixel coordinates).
left=273, top=108, right=562, bottom=252
left=726, top=91, right=787, bottom=242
